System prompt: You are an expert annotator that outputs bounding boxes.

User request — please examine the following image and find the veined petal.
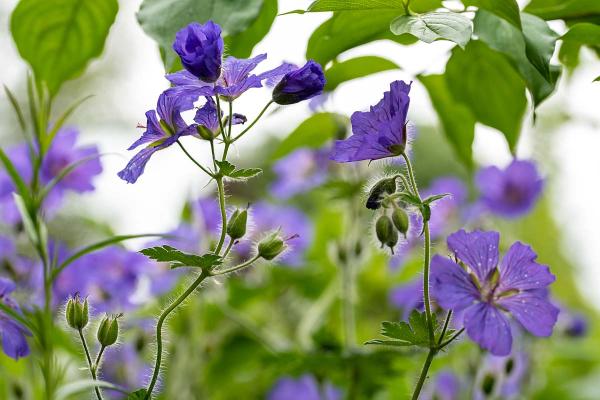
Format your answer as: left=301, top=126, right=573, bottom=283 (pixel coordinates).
left=220, top=54, right=267, bottom=85
left=464, top=302, right=512, bottom=356
left=128, top=110, right=165, bottom=150
left=118, top=137, right=176, bottom=184
left=497, top=291, right=559, bottom=337
left=447, top=229, right=500, bottom=283
left=431, top=255, right=480, bottom=310
left=498, top=241, right=555, bottom=292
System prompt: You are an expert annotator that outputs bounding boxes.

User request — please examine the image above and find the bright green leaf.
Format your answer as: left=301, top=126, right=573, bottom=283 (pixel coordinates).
left=559, top=23, right=600, bottom=69
left=307, top=0, right=405, bottom=11
left=522, top=13, right=559, bottom=81
left=445, top=41, right=527, bottom=151
left=390, top=12, right=472, bottom=48
left=215, top=160, right=236, bottom=176
left=306, top=11, right=417, bottom=66
left=419, top=74, right=475, bottom=169
left=272, top=113, right=348, bottom=160
left=368, top=310, right=436, bottom=348
left=463, top=0, right=521, bottom=29
left=595, top=75, right=600, bottom=82
left=474, top=10, right=560, bottom=107
left=225, top=0, right=277, bottom=58
left=10, top=0, right=118, bottom=95
left=324, top=56, right=400, bottom=91
left=127, top=390, right=148, bottom=400
left=525, top=0, right=600, bottom=21
left=137, top=0, right=263, bottom=70
left=215, top=160, right=263, bottom=180
left=140, top=245, right=222, bottom=270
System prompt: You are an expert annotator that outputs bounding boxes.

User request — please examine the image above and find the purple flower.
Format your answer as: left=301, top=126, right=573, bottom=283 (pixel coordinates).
left=173, top=21, right=223, bottom=83
left=389, top=279, right=423, bottom=320
left=270, top=148, right=329, bottom=199
left=0, top=277, right=31, bottom=360
left=268, top=375, right=342, bottom=400
left=192, top=196, right=223, bottom=236
left=423, top=177, right=467, bottom=239
left=194, top=97, right=246, bottom=139
left=272, top=60, right=326, bottom=105
left=474, top=352, right=529, bottom=400
left=118, top=89, right=195, bottom=184
left=557, top=307, right=588, bottom=338
left=476, top=160, right=543, bottom=218
left=331, top=81, right=413, bottom=163
left=422, top=370, right=460, bottom=400
left=431, top=229, right=559, bottom=356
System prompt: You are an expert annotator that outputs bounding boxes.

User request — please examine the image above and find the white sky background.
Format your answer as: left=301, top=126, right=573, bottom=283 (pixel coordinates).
left=0, top=0, right=599, bottom=305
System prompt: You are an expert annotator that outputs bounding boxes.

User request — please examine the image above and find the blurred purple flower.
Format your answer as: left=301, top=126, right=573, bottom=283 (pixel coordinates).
left=476, top=160, right=543, bottom=218
left=557, top=307, right=588, bottom=338
left=389, top=278, right=423, bottom=320
left=270, top=148, right=329, bottom=199
left=192, top=196, right=223, bottom=236
left=268, top=375, right=342, bottom=400
left=173, top=21, right=223, bottom=83
left=331, top=81, right=413, bottom=163
left=474, top=352, right=529, bottom=400
left=422, top=370, right=460, bottom=400
left=235, top=202, right=312, bottom=266
left=272, top=60, right=326, bottom=105
left=431, top=229, right=559, bottom=356
left=0, top=277, right=31, bottom=360
left=118, top=89, right=196, bottom=184
left=101, top=343, right=152, bottom=398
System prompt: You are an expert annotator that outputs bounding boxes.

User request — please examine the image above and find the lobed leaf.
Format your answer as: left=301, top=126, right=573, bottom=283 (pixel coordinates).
left=140, top=245, right=222, bottom=270
left=215, top=160, right=262, bottom=180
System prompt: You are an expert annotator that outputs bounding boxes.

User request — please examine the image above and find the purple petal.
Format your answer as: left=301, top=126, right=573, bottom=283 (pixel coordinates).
left=430, top=255, right=480, bottom=310
left=447, top=229, right=500, bottom=283
left=261, top=62, right=298, bottom=87
left=498, top=242, right=555, bottom=292
left=0, top=277, right=16, bottom=296
left=0, top=319, right=31, bottom=360
left=118, top=138, right=174, bottom=184
left=194, top=97, right=220, bottom=133
left=464, top=302, right=512, bottom=356
left=497, top=291, right=559, bottom=337
left=268, top=375, right=321, bottom=400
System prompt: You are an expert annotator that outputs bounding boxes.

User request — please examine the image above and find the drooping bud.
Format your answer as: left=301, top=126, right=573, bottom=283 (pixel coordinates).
left=375, top=215, right=398, bottom=252
left=391, top=208, right=409, bottom=237
left=272, top=60, right=326, bottom=105
left=65, top=294, right=89, bottom=330
left=227, top=208, right=248, bottom=240
left=257, top=232, right=286, bottom=260
left=97, top=314, right=121, bottom=347
left=366, top=178, right=397, bottom=210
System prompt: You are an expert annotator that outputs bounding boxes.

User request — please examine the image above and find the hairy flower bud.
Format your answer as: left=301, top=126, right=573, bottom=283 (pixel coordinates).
left=227, top=208, right=248, bottom=240
left=97, top=314, right=121, bottom=347
left=173, top=21, right=223, bottom=83
left=391, top=208, right=409, bottom=237
left=65, top=294, right=89, bottom=330
left=366, top=178, right=397, bottom=210
left=375, top=215, right=398, bottom=252
left=258, top=232, right=286, bottom=260
left=272, top=60, right=326, bottom=105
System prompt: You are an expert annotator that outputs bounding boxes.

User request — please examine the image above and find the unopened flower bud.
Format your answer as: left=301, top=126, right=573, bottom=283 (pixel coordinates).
left=227, top=208, right=247, bottom=240
left=366, top=178, right=397, bottom=210
left=391, top=208, right=409, bottom=237
left=97, top=314, right=121, bottom=347
left=375, top=215, right=398, bottom=252
left=258, top=232, right=286, bottom=260
left=66, top=294, right=89, bottom=330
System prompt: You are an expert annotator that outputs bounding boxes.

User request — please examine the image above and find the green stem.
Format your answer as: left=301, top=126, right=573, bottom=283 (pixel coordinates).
left=437, top=310, right=453, bottom=347
left=222, top=237, right=235, bottom=258
left=438, top=328, right=465, bottom=350
left=214, top=177, right=227, bottom=254
left=209, top=139, right=217, bottom=170
left=176, top=140, right=213, bottom=177
left=145, top=270, right=210, bottom=399
left=230, top=101, right=273, bottom=144
left=78, top=329, right=103, bottom=400
left=401, top=153, right=420, bottom=197
left=212, top=255, right=260, bottom=276
left=412, top=348, right=436, bottom=400
left=94, top=346, right=106, bottom=374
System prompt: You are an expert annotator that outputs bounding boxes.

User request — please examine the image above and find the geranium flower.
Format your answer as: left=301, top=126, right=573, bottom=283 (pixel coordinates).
left=172, top=21, right=223, bottom=83
left=270, top=148, right=329, bottom=199
left=431, top=229, right=559, bottom=356
left=330, top=80, right=413, bottom=162
left=271, top=60, right=326, bottom=105
left=0, top=277, right=31, bottom=360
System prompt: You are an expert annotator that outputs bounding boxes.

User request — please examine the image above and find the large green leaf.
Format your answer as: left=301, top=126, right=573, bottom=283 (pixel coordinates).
left=306, top=11, right=417, bottom=66
left=559, top=23, right=600, bottom=69
left=525, top=0, right=600, bottom=21
left=137, top=0, right=263, bottom=69
left=474, top=10, right=559, bottom=107
left=10, top=0, right=118, bottom=95
left=390, top=12, right=472, bottom=48
left=291, top=0, right=441, bottom=13
left=272, top=113, right=348, bottom=160
left=419, top=74, right=475, bottom=169
left=522, top=13, right=559, bottom=81
left=445, top=41, right=527, bottom=151
left=324, top=56, right=400, bottom=91
left=224, top=0, right=277, bottom=58
left=463, top=0, right=521, bottom=28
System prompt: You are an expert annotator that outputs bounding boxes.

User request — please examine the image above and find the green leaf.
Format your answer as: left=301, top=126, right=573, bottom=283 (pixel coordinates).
left=55, top=379, right=128, bottom=400
left=419, top=74, right=475, bottom=169
left=324, top=56, right=400, bottom=91
left=474, top=11, right=559, bottom=107
left=423, top=193, right=451, bottom=204
left=306, top=11, right=417, bottom=66
left=390, top=12, right=472, bottom=48
left=524, top=0, right=600, bottom=21
left=140, top=245, right=222, bottom=270
left=272, top=113, right=348, bottom=160
left=445, top=41, right=527, bottom=151
left=52, top=234, right=170, bottom=280
left=127, top=390, right=148, bottom=400
left=43, top=95, right=94, bottom=152
left=307, top=0, right=405, bottom=11
left=225, top=0, right=277, bottom=58
left=10, top=0, right=118, bottom=95
left=522, top=13, right=559, bottom=81
left=215, top=160, right=262, bottom=180
left=595, top=75, right=600, bottom=82
left=462, top=0, right=522, bottom=29
left=137, top=0, right=263, bottom=71
left=3, top=85, right=26, bottom=131
left=0, top=147, right=30, bottom=202
left=559, top=23, right=600, bottom=69
left=13, top=193, right=45, bottom=248
left=368, top=310, right=435, bottom=348
left=364, top=339, right=414, bottom=346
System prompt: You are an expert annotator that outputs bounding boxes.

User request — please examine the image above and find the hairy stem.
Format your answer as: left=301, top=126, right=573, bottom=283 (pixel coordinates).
left=412, top=348, right=436, bottom=400
left=214, top=177, right=227, bottom=254
left=230, top=101, right=273, bottom=143
left=176, top=140, right=213, bottom=177
left=78, top=329, right=103, bottom=400
left=212, top=255, right=260, bottom=276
